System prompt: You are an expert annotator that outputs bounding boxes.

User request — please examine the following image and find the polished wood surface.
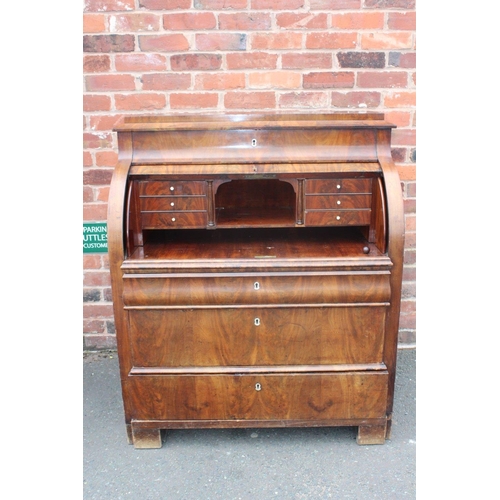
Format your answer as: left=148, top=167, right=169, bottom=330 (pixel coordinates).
left=125, top=372, right=389, bottom=421
left=108, top=113, right=404, bottom=448
left=122, top=273, right=391, bottom=307
left=127, top=307, right=387, bottom=367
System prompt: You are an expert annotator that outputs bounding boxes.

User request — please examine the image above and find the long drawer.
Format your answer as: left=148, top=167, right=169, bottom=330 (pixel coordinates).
left=128, top=306, right=386, bottom=367
left=122, top=272, right=391, bottom=306
left=125, top=372, right=389, bottom=421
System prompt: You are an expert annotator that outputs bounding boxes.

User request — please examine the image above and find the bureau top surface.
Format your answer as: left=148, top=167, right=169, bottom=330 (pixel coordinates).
left=114, top=112, right=395, bottom=132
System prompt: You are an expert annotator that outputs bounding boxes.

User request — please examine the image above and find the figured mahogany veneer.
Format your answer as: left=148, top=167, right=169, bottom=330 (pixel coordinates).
left=108, top=113, right=404, bottom=448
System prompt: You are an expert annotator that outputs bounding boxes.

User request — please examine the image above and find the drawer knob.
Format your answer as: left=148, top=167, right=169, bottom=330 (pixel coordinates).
left=171, top=217, right=176, bottom=222
left=254, top=318, right=260, bottom=326
left=255, top=383, right=262, bottom=391
left=336, top=184, right=341, bottom=189
left=336, top=215, right=341, bottom=220
left=337, top=200, right=341, bottom=205
left=363, top=246, right=370, bottom=254
left=254, top=281, right=260, bottom=290
left=170, top=202, right=175, bottom=207
left=170, top=186, right=174, bottom=191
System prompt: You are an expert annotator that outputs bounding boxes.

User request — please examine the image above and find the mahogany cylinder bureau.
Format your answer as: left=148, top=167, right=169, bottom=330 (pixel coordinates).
left=107, top=113, right=405, bottom=448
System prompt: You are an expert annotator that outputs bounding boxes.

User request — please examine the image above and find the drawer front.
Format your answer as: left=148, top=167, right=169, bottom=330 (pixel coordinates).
left=305, top=210, right=371, bottom=227
left=141, top=211, right=207, bottom=229
left=306, top=179, right=372, bottom=194
left=305, top=194, right=372, bottom=210
left=128, top=307, right=386, bottom=367
left=123, top=273, right=391, bottom=306
left=126, top=372, right=389, bottom=421
left=139, top=180, right=206, bottom=196
left=141, top=196, right=207, bottom=212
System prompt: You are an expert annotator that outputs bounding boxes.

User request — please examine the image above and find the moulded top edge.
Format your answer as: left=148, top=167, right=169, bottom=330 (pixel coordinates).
left=114, top=113, right=396, bottom=132
left=121, top=257, right=393, bottom=273
left=128, top=162, right=382, bottom=176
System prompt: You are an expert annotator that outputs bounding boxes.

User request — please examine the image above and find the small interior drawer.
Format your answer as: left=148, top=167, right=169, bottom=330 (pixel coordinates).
left=305, top=194, right=371, bottom=210
left=139, top=180, right=206, bottom=196
left=141, top=211, right=207, bottom=229
left=305, top=210, right=371, bottom=226
left=306, top=179, right=372, bottom=194
left=141, top=196, right=207, bottom=212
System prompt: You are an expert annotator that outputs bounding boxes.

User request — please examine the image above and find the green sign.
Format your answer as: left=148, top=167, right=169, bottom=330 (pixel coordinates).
left=83, top=222, right=108, bottom=253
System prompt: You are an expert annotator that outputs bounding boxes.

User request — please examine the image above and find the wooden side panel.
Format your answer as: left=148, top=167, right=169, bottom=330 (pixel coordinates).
left=127, top=307, right=387, bottom=367
left=369, top=177, right=387, bottom=252
left=376, top=129, right=405, bottom=421
left=126, top=180, right=143, bottom=255
left=125, top=372, right=389, bottom=421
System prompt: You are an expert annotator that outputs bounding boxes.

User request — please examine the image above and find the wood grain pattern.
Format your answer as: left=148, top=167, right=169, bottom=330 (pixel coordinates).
left=126, top=227, right=388, bottom=263
left=140, top=196, right=206, bottom=212
left=122, top=272, right=391, bottom=306
left=141, top=211, right=207, bottom=229
left=127, top=306, right=387, bottom=367
left=125, top=372, right=389, bottom=422
left=306, top=178, right=372, bottom=194
left=305, top=194, right=371, bottom=210
left=305, top=210, right=372, bottom=227
left=116, top=112, right=389, bottom=131
left=129, top=162, right=381, bottom=176
left=130, top=129, right=379, bottom=165
left=139, top=180, right=206, bottom=196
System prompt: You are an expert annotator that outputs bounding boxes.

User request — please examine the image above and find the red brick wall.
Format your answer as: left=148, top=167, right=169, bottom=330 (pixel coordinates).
left=83, top=0, right=416, bottom=350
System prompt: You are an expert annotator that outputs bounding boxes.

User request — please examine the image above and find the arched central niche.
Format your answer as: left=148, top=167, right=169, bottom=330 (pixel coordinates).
left=215, top=178, right=296, bottom=227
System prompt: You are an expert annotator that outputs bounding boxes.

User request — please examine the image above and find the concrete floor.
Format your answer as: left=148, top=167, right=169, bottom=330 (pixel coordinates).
left=83, top=348, right=416, bottom=499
